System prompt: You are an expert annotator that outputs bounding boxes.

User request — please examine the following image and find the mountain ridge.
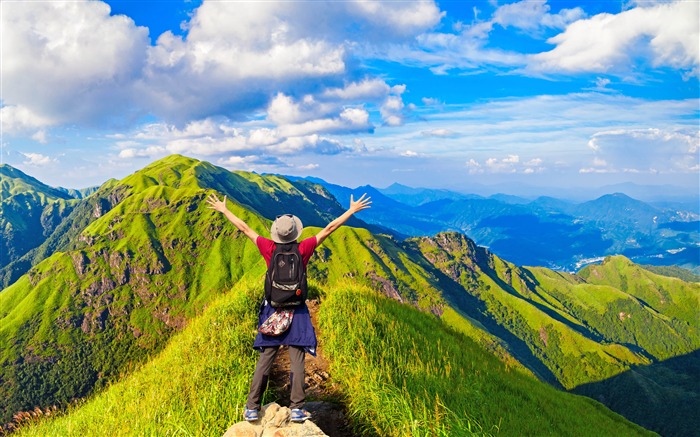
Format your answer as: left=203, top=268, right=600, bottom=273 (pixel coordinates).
left=1, top=154, right=698, bottom=435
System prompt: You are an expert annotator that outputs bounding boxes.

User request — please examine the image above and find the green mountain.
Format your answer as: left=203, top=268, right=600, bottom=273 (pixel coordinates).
left=9, top=281, right=652, bottom=437
left=1, top=155, right=698, bottom=435
left=0, top=155, right=428, bottom=425
left=411, top=233, right=699, bottom=436
left=0, top=165, right=78, bottom=271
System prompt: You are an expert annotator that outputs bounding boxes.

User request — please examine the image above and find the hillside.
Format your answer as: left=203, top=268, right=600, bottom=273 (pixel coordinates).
left=0, top=155, right=450, bottom=425
left=0, top=165, right=78, bottom=271
left=8, top=280, right=652, bottom=436
left=1, top=155, right=698, bottom=435
left=411, top=233, right=699, bottom=435
left=0, top=155, right=356, bottom=423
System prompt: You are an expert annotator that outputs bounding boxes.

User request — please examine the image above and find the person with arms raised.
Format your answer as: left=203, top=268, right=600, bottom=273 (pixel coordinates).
left=206, top=192, right=371, bottom=423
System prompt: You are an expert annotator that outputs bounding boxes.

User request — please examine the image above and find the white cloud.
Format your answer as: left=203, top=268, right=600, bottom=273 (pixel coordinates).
left=465, top=154, right=544, bottom=174
left=323, top=79, right=391, bottom=101
left=275, top=134, right=352, bottom=155
left=465, top=158, right=483, bottom=174
left=371, top=1, right=696, bottom=79
left=422, top=129, right=458, bottom=137
left=21, top=152, right=56, bottom=166
left=141, top=0, right=443, bottom=123
left=374, top=93, right=697, bottom=180
left=503, top=154, right=520, bottom=164
left=2, top=0, right=441, bottom=130
left=380, top=91, right=407, bottom=126
left=340, top=108, right=370, bottom=126
left=2, top=1, right=150, bottom=126
left=217, top=155, right=290, bottom=172
left=493, top=1, right=585, bottom=34
left=118, top=146, right=167, bottom=159
left=350, top=0, right=444, bottom=37
left=31, top=131, right=48, bottom=144
left=421, top=97, right=441, bottom=106
left=396, top=28, right=526, bottom=74
left=401, top=150, right=419, bottom=157
left=113, top=113, right=362, bottom=162
left=0, top=105, right=55, bottom=133
left=586, top=128, right=699, bottom=173
left=530, top=1, right=699, bottom=76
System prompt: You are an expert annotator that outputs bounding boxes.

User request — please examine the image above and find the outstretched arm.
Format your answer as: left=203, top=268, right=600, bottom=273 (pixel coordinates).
left=316, top=193, right=372, bottom=246
left=206, top=193, right=259, bottom=244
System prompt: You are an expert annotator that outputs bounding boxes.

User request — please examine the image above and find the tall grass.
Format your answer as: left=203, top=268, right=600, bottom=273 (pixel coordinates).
left=318, top=283, right=654, bottom=436
left=15, top=279, right=654, bottom=436
left=15, top=281, right=264, bottom=437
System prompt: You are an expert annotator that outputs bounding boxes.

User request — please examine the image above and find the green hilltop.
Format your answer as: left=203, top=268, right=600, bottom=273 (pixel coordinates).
left=1, top=154, right=698, bottom=435
left=0, top=164, right=78, bottom=272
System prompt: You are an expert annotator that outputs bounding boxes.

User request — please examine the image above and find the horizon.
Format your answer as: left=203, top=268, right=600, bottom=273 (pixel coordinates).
left=3, top=155, right=699, bottom=204
left=1, top=0, right=698, bottom=193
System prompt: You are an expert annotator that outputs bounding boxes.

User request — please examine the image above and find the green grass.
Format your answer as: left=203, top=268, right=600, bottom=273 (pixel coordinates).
left=13, top=280, right=652, bottom=437
left=2, top=156, right=697, bottom=435
left=14, top=280, right=261, bottom=437
left=318, top=284, right=653, bottom=436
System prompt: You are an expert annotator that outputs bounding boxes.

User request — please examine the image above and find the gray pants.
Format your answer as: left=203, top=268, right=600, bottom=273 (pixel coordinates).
left=246, top=346, right=306, bottom=410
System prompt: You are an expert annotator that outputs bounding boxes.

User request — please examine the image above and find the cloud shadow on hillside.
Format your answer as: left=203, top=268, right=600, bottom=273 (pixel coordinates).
left=572, top=349, right=700, bottom=437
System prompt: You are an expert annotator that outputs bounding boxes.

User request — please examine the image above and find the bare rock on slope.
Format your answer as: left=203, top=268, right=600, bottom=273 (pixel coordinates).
left=223, top=403, right=328, bottom=437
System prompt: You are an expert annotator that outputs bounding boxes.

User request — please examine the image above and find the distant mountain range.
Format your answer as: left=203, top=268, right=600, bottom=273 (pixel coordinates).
left=1, top=155, right=698, bottom=436
left=289, top=177, right=700, bottom=273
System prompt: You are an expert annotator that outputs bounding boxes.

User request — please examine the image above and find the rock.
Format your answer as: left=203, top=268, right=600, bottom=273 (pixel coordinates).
left=223, top=421, right=257, bottom=437
left=222, top=403, right=328, bottom=437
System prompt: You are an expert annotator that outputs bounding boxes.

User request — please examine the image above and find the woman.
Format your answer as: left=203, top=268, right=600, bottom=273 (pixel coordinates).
left=206, top=192, right=371, bottom=422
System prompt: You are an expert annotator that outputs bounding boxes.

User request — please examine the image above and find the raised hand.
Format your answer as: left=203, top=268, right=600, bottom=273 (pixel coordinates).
left=349, top=193, right=372, bottom=213
left=206, top=193, right=228, bottom=213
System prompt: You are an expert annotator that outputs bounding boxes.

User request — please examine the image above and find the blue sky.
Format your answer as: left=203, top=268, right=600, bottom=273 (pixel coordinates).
left=1, top=0, right=698, bottom=196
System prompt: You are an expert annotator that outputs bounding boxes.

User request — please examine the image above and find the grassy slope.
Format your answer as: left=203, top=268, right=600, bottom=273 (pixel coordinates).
left=14, top=281, right=651, bottom=437
left=13, top=281, right=261, bottom=436
left=0, top=155, right=485, bottom=424
left=2, top=155, right=696, bottom=435
left=414, top=233, right=700, bottom=389
left=412, top=233, right=699, bottom=435
left=0, top=165, right=77, bottom=270
left=0, top=155, right=346, bottom=422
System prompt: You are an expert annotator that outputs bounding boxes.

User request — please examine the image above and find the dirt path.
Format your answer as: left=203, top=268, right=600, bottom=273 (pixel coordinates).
left=268, top=300, right=359, bottom=437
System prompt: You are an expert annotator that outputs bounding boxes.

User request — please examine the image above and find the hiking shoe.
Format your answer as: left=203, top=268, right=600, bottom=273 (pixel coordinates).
left=244, top=408, right=258, bottom=422
left=290, top=408, right=311, bottom=422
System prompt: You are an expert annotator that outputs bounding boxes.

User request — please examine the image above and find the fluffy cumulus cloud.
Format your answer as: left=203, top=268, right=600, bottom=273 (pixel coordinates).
left=113, top=112, right=362, bottom=170
left=2, top=0, right=441, bottom=128
left=382, top=0, right=698, bottom=78
left=136, top=0, right=442, bottom=122
left=530, top=1, right=699, bottom=76
left=216, top=155, right=291, bottom=172
left=583, top=128, right=700, bottom=173
left=1, top=1, right=150, bottom=126
left=0, top=106, right=53, bottom=134
left=21, top=152, right=56, bottom=167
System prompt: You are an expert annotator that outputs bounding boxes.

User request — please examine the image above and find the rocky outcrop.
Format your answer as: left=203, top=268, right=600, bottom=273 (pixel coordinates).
left=223, top=403, right=327, bottom=437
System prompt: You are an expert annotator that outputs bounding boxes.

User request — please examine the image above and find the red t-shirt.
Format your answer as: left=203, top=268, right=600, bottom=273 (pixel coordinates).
left=256, top=236, right=317, bottom=267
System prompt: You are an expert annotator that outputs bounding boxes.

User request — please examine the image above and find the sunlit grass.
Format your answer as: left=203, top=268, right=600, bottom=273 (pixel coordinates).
left=318, top=283, right=654, bottom=436
left=15, top=281, right=263, bottom=437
